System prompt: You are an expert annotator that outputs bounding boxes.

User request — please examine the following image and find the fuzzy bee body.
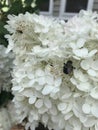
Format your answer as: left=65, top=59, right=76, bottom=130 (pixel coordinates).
left=63, top=60, right=74, bottom=74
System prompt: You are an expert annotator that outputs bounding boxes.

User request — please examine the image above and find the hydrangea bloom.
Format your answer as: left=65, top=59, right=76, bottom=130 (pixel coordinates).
left=0, top=102, right=18, bottom=130
left=5, top=11, right=98, bottom=130
left=0, top=45, right=13, bottom=92
left=0, top=107, right=12, bottom=130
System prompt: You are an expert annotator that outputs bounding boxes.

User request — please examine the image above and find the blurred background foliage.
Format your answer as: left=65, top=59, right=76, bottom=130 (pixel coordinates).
left=0, top=0, right=40, bottom=47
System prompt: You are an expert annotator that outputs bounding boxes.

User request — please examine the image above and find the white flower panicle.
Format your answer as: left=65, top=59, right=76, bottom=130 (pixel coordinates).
left=0, top=108, right=12, bottom=130
left=0, top=102, right=19, bottom=130
left=0, top=45, right=13, bottom=92
left=5, top=10, right=98, bottom=130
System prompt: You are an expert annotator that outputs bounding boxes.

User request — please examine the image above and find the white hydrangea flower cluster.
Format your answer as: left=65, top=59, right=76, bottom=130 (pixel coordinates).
left=5, top=10, right=98, bottom=130
left=0, top=102, right=18, bottom=130
left=0, top=45, right=13, bottom=92
left=0, top=107, right=12, bottom=130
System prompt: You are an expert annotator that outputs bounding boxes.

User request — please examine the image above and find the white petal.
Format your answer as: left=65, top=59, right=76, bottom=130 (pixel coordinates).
left=73, top=69, right=80, bottom=79
left=35, top=99, right=43, bottom=108
left=32, top=113, right=39, bottom=120
left=87, top=69, right=97, bottom=77
left=58, top=103, right=67, bottom=111
left=52, top=87, right=60, bottom=93
left=12, top=86, right=21, bottom=91
left=76, top=39, right=85, bottom=48
left=70, top=77, right=77, bottom=85
left=77, top=82, right=91, bottom=92
left=44, top=98, right=52, bottom=108
left=42, top=114, right=49, bottom=124
left=50, top=106, right=57, bottom=115
left=72, top=108, right=80, bottom=118
left=64, top=112, right=73, bottom=120
left=30, top=123, right=37, bottom=130
left=58, top=118, right=65, bottom=129
left=91, top=104, right=98, bottom=117
left=82, top=103, right=91, bottom=114
left=46, top=76, right=54, bottom=85
left=51, top=115, right=59, bottom=123
left=80, top=115, right=87, bottom=123
left=80, top=60, right=90, bottom=70
left=79, top=75, right=88, bottom=82
left=27, top=74, right=34, bottom=79
left=23, top=90, right=33, bottom=97
left=84, top=117, right=96, bottom=127
left=38, top=106, right=48, bottom=114
left=90, top=88, right=98, bottom=99
left=70, top=118, right=81, bottom=130
left=73, top=69, right=88, bottom=82
left=65, top=124, right=73, bottom=130
left=34, top=84, right=43, bottom=91
left=35, top=69, right=45, bottom=76
left=73, top=93, right=82, bottom=98
left=88, top=49, right=97, bottom=57
left=28, top=115, right=34, bottom=122
left=73, top=70, right=88, bottom=82
left=95, top=123, right=98, bottom=130
left=15, top=95, right=25, bottom=101
left=42, top=85, right=53, bottom=95
left=73, top=48, right=88, bottom=57
left=28, top=80, right=35, bottom=87
left=70, top=42, right=77, bottom=49
left=54, top=77, right=62, bottom=86
left=91, top=60, right=98, bottom=70
left=37, top=77, right=46, bottom=85
left=29, top=96, right=36, bottom=104
left=61, top=90, right=72, bottom=99
left=73, top=55, right=80, bottom=60
left=62, top=103, right=72, bottom=114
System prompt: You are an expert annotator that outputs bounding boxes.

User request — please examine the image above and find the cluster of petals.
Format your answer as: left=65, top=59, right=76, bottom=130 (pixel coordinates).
left=0, top=102, right=18, bottom=130
left=5, top=10, right=98, bottom=130
left=0, top=45, right=13, bottom=92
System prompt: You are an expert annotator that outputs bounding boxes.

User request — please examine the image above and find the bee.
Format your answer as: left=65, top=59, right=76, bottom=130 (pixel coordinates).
left=63, top=60, right=74, bottom=74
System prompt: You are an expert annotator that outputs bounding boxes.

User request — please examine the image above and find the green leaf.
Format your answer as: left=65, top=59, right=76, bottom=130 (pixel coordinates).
left=0, top=91, right=13, bottom=107
left=24, top=0, right=33, bottom=6
left=7, top=0, right=23, bottom=15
